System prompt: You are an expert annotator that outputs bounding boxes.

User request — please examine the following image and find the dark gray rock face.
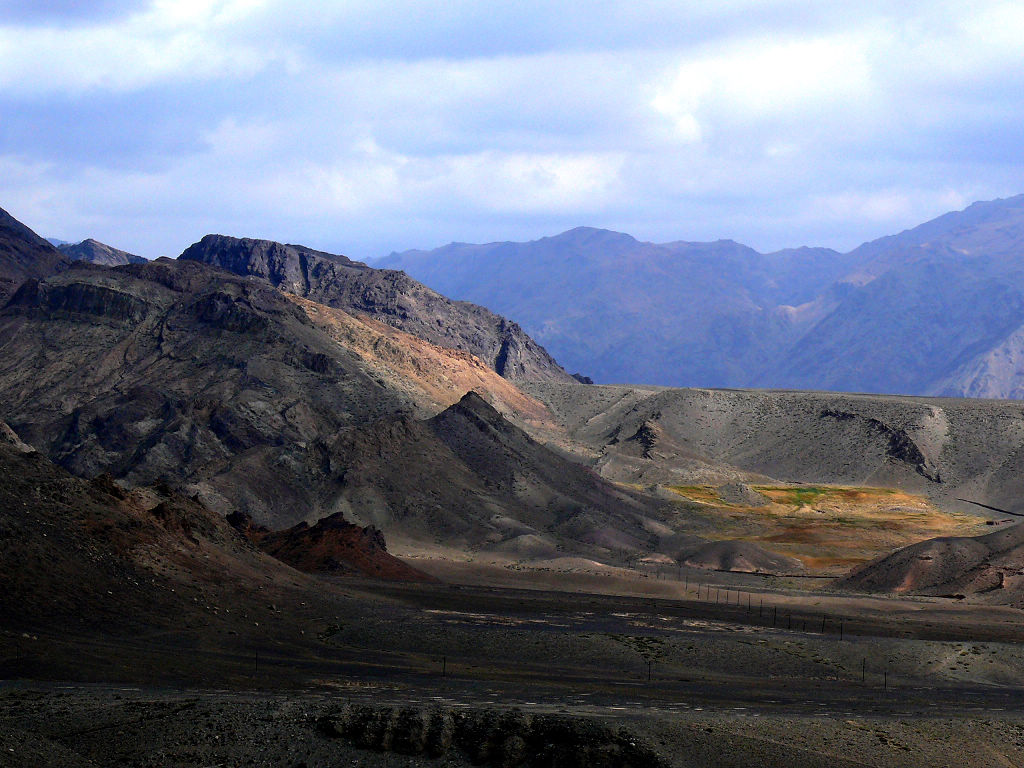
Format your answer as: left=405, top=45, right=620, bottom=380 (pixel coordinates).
left=57, top=238, right=147, bottom=266
left=0, top=231, right=662, bottom=554
left=0, top=206, right=69, bottom=305
left=180, top=235, right=574, bottom=384
left=0, top=257, right=411, bottom=528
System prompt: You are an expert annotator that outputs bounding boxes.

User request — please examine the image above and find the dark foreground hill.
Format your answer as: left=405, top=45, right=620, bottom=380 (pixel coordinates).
left=383, top=195, right=1024, bottom=397
left=180, top=234, right=574, bottom=384
left=0, top=420, right=339, bottom=683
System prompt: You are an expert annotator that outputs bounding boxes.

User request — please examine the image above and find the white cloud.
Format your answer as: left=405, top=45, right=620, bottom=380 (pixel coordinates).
left=3, top=1, right=1024, bottom=258
left=0, top=0, right=283, bottom=94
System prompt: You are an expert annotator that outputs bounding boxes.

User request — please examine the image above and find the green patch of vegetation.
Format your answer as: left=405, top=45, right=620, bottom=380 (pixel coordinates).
left=666, top=485, right=722, bottom=505
left=755, top=486, right=833, bottom=506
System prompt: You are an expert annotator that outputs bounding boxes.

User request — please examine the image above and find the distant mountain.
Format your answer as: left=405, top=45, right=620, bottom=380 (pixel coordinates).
left=0, top=206, right=69, bottom=304
left=181, top=235, right=575, bottom=384
left=58, top=238, right=147, bottom=266
left=381, top=195, right=1024, bottom=398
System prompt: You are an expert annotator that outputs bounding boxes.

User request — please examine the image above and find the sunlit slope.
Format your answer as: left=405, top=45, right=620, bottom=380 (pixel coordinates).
left=666, top=484, right=989, bottom=574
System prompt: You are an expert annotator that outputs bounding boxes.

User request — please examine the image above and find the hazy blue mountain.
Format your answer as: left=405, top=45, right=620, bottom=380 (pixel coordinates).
left=380, top=228, right=859, bottom=387
left=381, top=194, right=1024, bottom=397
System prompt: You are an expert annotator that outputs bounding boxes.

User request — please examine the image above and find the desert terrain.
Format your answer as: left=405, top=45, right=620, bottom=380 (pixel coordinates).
left=6, top=207, right=1024, bottom=766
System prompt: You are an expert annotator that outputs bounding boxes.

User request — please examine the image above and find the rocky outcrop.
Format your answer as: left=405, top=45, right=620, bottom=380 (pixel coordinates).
left=180, top=235, right=574, bottom=383
left=0, top=420, right=32, bottom=453
left=228, top=511, right=436, bottom=582
left=57, top=238, right=146, bottom=266
left=819, top=409, right=941, bottom=482
left=318, top=704, right=668, bottom=768
left=10, top=277, right=152, bottom=324
left=716, top=482, right=770, bottom=507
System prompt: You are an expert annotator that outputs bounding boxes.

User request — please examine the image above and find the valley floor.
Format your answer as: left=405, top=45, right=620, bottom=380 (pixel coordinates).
left=6, top=568, right=1024, bottom=766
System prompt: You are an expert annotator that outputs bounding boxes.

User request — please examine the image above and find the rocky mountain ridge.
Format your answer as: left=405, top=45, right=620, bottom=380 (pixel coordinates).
left=0, top=206, right=69, bottom=304
left=382, top=194, right=1024, bottom=397
left=181, top=234, right=575, bottom=384
left=0, top=210, right=674, bottom=564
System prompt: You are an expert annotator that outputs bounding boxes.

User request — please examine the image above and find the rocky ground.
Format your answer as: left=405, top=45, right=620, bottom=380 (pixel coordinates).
left=8, top=567, right=1024, bottom=766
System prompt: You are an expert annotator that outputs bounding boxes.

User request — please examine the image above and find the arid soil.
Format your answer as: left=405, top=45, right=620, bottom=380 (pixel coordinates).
left=663, top=483, right=989, bottom=573
left=8, top=566, right=1024, bottom=767
left=523, top=381, right=1024, bottom=515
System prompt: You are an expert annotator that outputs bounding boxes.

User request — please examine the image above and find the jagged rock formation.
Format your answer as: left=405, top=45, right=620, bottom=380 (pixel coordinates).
left=228, top=511, right=435, bottom=581
left=837, top=523, right=1024, bottom=603
left=57, top=238, right=146, bottom=266
left=0, top=206, right=69, bottom=304
left=180, top=235, right=574, bottom=384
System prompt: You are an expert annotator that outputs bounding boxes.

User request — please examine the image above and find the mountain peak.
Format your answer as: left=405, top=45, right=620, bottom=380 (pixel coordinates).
left=57, top=238, right=146, bottom=266
left=0, top=206, right=70, bottom=305
left=548, top=226, right=638, bottom=247
left=180, top=233, right=574, bottom=384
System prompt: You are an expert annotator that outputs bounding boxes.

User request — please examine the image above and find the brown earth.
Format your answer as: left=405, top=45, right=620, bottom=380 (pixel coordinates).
left=664, top=483, right=987, bottom=575
left=229, top=510, right=436, bottom=582
left=838, top=522, right=1024, bottom=602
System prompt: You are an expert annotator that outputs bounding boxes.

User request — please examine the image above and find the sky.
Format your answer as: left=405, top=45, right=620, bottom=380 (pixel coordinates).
left=2, top=1, right=1024, bottom=261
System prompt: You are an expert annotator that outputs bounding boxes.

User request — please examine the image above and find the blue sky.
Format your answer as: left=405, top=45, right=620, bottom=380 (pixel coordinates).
left=2, top=0, right=1024, bottom=260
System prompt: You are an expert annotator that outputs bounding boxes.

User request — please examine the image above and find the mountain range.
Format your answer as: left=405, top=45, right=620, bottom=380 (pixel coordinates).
left=8, top=199, right=1024, bottom=603
left=0, top=208, right=679, bottom=567
left=381, top=194, right=1024, bottom=398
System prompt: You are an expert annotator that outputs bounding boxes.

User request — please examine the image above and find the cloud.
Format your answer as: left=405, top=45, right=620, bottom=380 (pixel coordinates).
left=2, top=1, right=1024, bottom=259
